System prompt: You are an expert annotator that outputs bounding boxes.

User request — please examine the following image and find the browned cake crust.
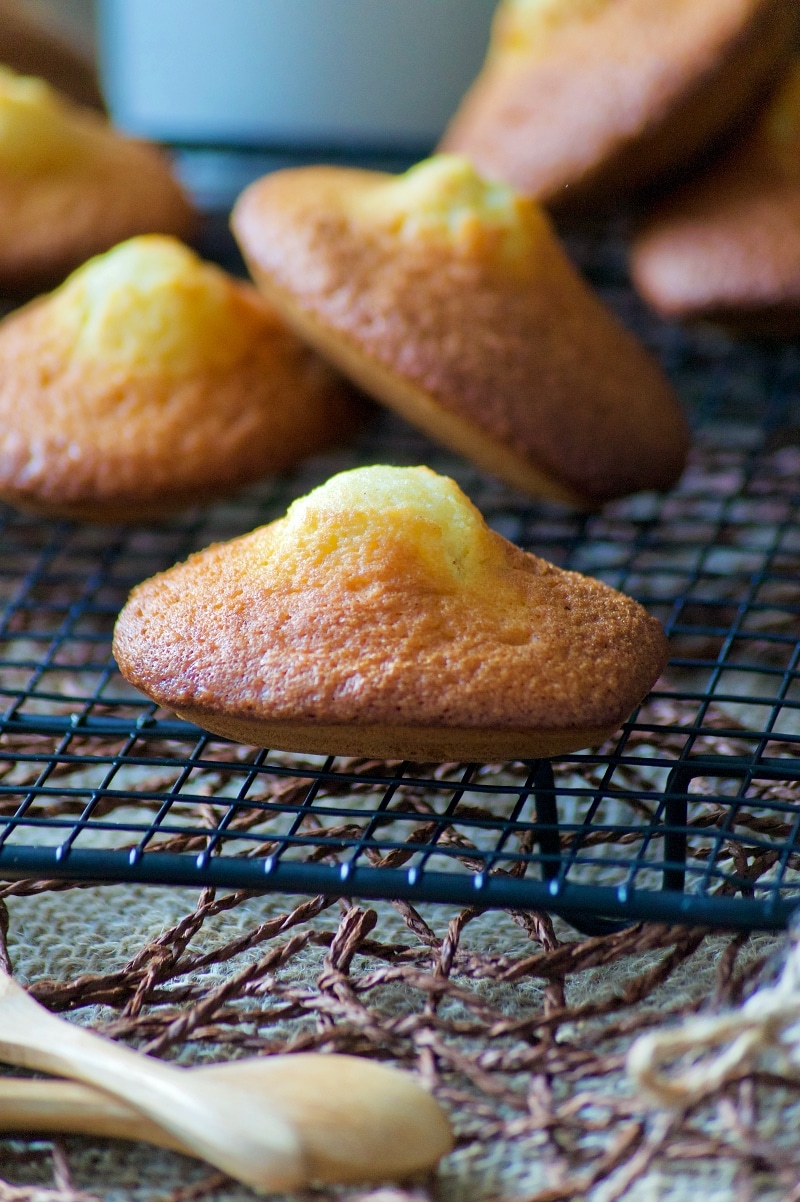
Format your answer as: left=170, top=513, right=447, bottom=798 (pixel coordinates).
left=0, top=67, right=196, bottom=294
left=631, top=62, right=800, bottom=335
left=0, top=134, right=196, bottom=295
left=440, top=0, right=800, bottom=209
left=0, top=0, right=104, bottom=110
left=0, top=265, right=356, bottom=522
left=113, top=477, right=669, bottom=761
left=232, top=165, right=689, bottom=508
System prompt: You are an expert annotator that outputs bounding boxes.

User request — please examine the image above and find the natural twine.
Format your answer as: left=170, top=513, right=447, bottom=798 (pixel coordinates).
left=629, top=921, right=800, bottom=1108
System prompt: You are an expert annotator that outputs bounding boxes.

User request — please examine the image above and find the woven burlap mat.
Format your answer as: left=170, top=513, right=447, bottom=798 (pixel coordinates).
left=0, top=871, right=796, bottom=1202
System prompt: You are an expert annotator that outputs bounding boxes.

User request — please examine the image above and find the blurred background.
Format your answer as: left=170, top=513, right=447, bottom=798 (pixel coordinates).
left=9, top=0, right=496, bottom=209
left=15, top=0, right=95, bottom=57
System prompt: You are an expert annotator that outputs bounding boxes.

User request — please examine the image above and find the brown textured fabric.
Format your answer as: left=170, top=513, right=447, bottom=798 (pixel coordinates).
left=232, top=167, right=689, bottom=507
left=440, top=0, right=800, bottom=209
left=0, top=790, right=791, bottom=1201
left=631, top=60, right=800, bottom=334
left=113, top=494, right=668, bottom=757
left=0, top=275, right=357, bottom=521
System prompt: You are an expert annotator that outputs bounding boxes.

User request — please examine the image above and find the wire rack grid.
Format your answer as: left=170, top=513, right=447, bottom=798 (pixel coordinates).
left=2, top=203, right=800, bottom=935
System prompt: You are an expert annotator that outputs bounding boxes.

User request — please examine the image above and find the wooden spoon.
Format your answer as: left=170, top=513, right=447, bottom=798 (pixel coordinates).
left=0, top=971, right=452, bottom=1189
left=0, top=1061, right=452, bottom=1185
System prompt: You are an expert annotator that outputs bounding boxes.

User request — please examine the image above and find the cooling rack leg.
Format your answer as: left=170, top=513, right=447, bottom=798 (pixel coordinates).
left=532, top=760, right=561, bottom=884
left=663, top=766, right=689, bottom=894
left=532, top=762, right=633, bottom=937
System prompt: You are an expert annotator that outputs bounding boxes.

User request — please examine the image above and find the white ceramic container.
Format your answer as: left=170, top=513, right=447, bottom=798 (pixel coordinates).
left=97, top=0, right=496, bottom=148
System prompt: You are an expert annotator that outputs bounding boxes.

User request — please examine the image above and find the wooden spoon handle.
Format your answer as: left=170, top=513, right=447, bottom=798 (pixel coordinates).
left=0, top=972, right=212, bottom=1114
left=0, top=972, right=304, bottom=1190
left=0, top=1078, right=186, bottom=1152
left=0, top=970, right=190, bottom=1087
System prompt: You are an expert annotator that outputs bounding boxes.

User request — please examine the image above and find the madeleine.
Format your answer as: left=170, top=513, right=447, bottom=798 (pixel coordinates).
left=0, top=236, right=356, bottom=521
left=114, top=465, right=669, bottom=760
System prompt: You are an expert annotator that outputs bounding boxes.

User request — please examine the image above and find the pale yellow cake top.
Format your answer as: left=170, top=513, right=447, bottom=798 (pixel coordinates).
left=47, top=235, right=257, bottom=374
left=492, top=0, right=611, bottom=55
left=0, top=65, right=102, bottom=173
left=252, top=464, right=507, bottom=594
left=351, top=155, right=543, bottom=266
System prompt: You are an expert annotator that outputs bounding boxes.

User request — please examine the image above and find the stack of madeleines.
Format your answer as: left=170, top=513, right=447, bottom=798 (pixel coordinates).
left=111, top=135, right=679, bottom=760
left=15, top=0, right=795, bottom=759
left=443, top=0, right=800, bottom=335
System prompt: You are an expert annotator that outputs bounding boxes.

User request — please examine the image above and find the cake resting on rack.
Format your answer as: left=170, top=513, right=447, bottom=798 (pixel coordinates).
left=0, top=235, right=355, bottom=522
left=113, top=465, right=669, bottom=761
left=631, top=58, right=800, bottom=336
left=232, top=155, right=689, bottom=508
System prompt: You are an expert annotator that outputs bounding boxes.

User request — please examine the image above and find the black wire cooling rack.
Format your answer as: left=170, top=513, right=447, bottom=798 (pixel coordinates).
left=3, top=182, right=800, bottom=934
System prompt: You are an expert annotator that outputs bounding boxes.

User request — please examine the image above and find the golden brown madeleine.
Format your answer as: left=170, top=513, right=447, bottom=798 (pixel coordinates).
left=440, top=0, right=800, bottom=209
left=232, top=156, right=689, bottom=508
left=0, top=66, right=195, bottom=293
left=113, top=465, right=669, bottom=761
left=0, top=236, right=357, bottom=522
left=631, top=60, right=800, bottom=336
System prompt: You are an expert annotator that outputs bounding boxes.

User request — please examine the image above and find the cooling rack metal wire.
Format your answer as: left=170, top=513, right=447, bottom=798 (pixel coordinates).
left=2, top=212, right=800, bottom=935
